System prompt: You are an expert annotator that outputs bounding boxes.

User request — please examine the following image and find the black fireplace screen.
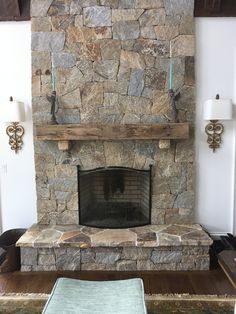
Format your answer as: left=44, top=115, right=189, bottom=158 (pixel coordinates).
left=78, top=166, right=152, bottom=228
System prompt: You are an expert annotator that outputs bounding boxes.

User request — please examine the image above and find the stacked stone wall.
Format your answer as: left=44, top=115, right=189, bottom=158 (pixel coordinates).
left=31, top=0, right=195, bottom=226
left=21, top=246, right=209, bottom=271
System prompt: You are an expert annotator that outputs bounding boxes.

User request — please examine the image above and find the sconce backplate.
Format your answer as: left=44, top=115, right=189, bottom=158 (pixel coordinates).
left=205, top=119, right=224, bottom=152
left=6, top=122, right=24, bottom=153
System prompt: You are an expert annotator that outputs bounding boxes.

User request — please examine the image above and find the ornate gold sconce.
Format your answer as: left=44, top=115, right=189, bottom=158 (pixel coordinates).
left=205, top=119, right=224, bottom=152
left=4, top=97, right=25, bottom=153
left=6, top=122, right=24, bottom=153
left=203, top=94, right=232, bottom=152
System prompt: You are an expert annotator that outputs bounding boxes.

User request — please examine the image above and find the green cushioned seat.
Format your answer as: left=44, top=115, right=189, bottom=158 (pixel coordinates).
left=42, top=277, right=147, bottom=314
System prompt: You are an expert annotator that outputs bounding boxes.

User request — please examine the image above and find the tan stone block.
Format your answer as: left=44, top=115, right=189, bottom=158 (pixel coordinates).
left=100, top=39, right=121, bottom=60
left=120, top=50, right=145, bottom=69
left=32, top=51, right=51, bottom=75
left=79, top=43, right=101, bottom=61
left=66, top=26, right=111, bottom=43
left=180, top=16, right=194, bottom=35
left=76, top=142, right=105, bottom=169
left=143, top=55, right=156, bottom=67
left=187, top=162, right=195, bottom=191
left=152, top=91, right=170, bottom=116
left=103, top=80, right=129, bottom=95
left=140, top=26, right=156, bottom=39
left=57, top=202, right=66, bottom=212
left=32, top=76, right=41, bottom=97
left=94, top=27, right=112, bottom=40
left=139, top=8, right=166, bottom=27
left=80, top=107, right=99, bottom=123
left=37, top=199, right=57, bottom=213
left=31, top=17, right=51, bottom=32
left=159, top=140, right=171, bottom=149
left=60, top=87, right=81, bottom=109
left=112, top=9, right=144, bottom=22
left=55, top=165, right=77, bottom=178
left=119, top=95, right=152, bottom=115
left=81, top=83, right=103, bottom=107
left=156, top=160, right=182, bottom=177
left=171, top=35, right=194, bottom=57
left=154, top=25, right=179, bottom=40
left=152, top=177, right=170, bottom=195
left=56, top=210, right=79, bottom=224
left=135, top=0, right=163, bottom=9
left=165, top=208, right=194, bottom=224
left=51, top=15, right=75, bottom=31
left=152, top=194, right=175, bottom=209
left=175, top=139, right=194, bottom=162
left=67, top=193, right=79, bottom=211
left=75, top=15, right=83, bottom=27
left=41, top=74, right=52, bottom=96
left=151, top=209, right=165, bottom=224
left=137, top=260, right=156, bottom=270
left=104, top=141, right=123, bottom=166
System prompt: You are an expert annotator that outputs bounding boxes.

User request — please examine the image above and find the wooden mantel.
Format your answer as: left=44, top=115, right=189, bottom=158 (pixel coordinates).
left=35, top=123, right=189, bottom=151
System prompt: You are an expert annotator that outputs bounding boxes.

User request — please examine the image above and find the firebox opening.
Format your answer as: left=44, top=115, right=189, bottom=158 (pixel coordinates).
left=78, top=166, right=152, bottom=229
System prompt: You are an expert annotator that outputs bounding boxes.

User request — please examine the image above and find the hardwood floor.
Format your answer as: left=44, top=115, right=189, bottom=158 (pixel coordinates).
left=0, top=268, right=235, bottom=295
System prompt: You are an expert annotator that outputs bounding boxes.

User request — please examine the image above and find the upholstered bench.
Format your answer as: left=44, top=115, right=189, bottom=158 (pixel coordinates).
left=42, top=277, right=147, bottom=314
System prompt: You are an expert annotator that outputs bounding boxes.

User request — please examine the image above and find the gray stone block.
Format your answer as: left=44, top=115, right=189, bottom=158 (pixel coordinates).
left=119, top=0, right=135, bottom=8
left=52, top=52, right=77, bottom=68
left=116, top=260, right=137, bottom=271
left=94, top=60, right=119, bottom=81
left=128, top=69, right=144, bottom=96
left=56, top=253, right=81, bottom=271
left=32, top=32, right=65, bottom=52
left=174, top=191, right=194, bottom=209
left=21, top=248, right=38, bottom=265
left=31, top=0, right=53, bottom=17
left=38, top=254, right=56, bottom=266
left=151, top=250, right=182, bottom=264
left=84, top=6, right=112, bottom=27
left=164, top=0, right=194, bottom=16
left=96, top=252, right=120, bottom=264
left=113, top=21, right=140, bottom=40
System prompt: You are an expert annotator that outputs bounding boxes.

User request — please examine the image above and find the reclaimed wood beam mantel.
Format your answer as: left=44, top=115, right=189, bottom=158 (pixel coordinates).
left=35, top=123, right=189, bottom=151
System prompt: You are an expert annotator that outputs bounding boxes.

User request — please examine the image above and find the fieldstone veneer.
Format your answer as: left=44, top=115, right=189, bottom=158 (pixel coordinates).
left=19, top=0, right=212, bottom=272
left=31, top=0, right=195, bottom=226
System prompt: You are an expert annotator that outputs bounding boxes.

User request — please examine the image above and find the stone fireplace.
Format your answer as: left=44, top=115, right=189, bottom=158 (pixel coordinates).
left=17, top=0, right=213, bottom=271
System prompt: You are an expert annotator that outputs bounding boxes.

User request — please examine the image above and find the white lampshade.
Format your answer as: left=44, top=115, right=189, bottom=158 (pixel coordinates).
left=203, top=98, right=232, bottom=120
left=3, top=99, right=25, bottom=123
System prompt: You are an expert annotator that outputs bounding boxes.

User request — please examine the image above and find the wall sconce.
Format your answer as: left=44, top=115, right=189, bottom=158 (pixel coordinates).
left=4, top=97, right=25, bottom=153
left=203, top=94, right=232, bottom=152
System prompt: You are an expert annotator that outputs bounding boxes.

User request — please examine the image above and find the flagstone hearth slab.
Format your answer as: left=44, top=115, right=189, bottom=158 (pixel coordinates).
left=16, top=224, right=212, bottom=248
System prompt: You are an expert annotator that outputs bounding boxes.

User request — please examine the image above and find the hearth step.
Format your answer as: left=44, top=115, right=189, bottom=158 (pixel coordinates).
left=16, top=224, right=213, bottom=272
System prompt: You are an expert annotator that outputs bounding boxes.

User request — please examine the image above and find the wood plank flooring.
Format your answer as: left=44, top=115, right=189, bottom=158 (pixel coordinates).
left=218, top=250, right=236, bottom=290
left=0, top=269, right=235, bottom=295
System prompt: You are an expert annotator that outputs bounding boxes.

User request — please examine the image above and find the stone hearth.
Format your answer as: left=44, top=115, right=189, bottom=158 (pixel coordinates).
left=17, top=224, right=212, bottom=271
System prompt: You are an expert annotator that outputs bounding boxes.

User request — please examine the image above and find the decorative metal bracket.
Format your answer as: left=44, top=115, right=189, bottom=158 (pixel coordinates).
left=47, top=91, right=58, bottom=124
left=6, top=122, right=24, bottom=153
left=164, top=89, right=180, bottom=123
left=205, top=119, right=224, bottom=152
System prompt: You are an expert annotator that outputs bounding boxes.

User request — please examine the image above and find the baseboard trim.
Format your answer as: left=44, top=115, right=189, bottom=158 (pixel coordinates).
left=209, top=232, right=230, bottom=239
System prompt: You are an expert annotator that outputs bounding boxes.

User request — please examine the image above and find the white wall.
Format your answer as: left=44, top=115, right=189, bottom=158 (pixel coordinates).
left=0, top=22, right=37, bottom=231
left=195, top=18, right=236, bottom=236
